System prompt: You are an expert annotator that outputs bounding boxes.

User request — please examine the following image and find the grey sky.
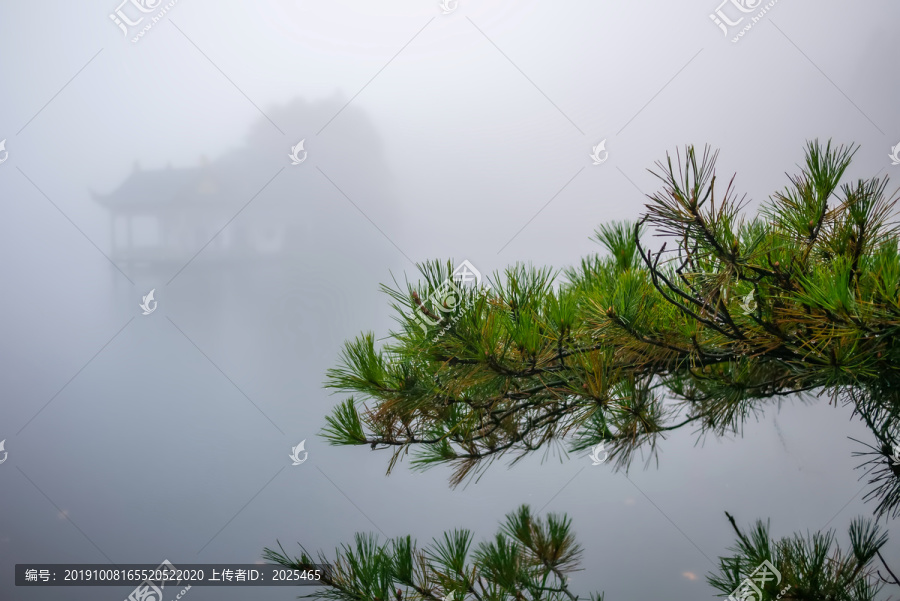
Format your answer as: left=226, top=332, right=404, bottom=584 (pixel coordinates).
left=1, top=1, right=899, bottom=599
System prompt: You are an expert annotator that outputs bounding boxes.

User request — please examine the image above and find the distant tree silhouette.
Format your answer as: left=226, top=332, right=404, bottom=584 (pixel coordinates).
left=95, top=94, right=398, bottom=271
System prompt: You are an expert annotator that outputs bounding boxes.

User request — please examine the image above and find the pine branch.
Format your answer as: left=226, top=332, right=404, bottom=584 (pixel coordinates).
left=318, top=140, right=900, bottom=516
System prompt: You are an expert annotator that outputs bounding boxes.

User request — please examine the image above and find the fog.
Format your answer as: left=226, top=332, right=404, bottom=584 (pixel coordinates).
left=1, top=1, right=899, bottom=599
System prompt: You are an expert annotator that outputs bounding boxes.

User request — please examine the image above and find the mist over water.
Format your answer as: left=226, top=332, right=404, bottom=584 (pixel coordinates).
left=1, top=1, right=899, bottom=599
